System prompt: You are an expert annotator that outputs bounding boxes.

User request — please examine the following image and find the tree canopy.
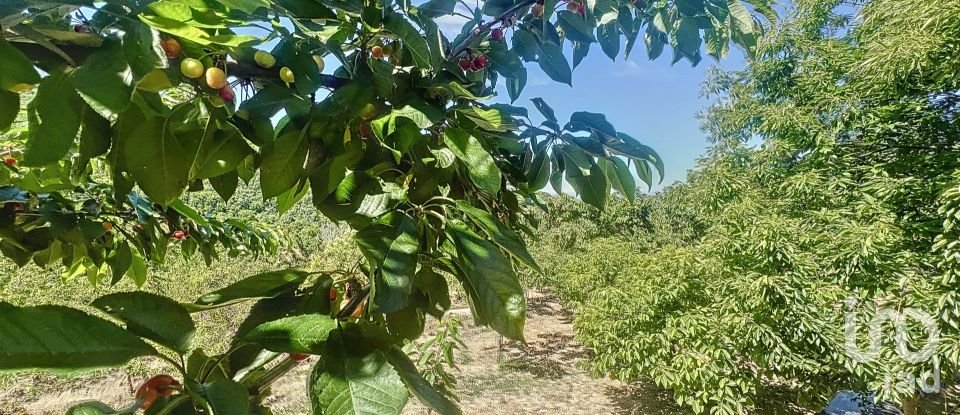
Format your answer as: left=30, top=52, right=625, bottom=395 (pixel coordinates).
left=0, top=0, right=773, bottom=413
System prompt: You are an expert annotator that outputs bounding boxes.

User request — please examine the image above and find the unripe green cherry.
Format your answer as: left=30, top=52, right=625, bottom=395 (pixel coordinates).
left=180, top=58, right=204, bottom=79
left=313, top=55, right=325, bottom=73
left=280, top=67, right=295, bottom=86
left=360, top=103, right=377, bottom=119
left=254, top=50, right=276, bottom=68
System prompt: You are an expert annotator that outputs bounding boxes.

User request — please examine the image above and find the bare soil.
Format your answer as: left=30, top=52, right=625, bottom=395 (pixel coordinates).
left=0, top=289, right=689, bottom=415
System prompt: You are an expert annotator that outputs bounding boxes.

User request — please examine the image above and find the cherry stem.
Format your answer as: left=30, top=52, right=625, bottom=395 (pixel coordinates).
left=447, top=0, right=538, bottom=60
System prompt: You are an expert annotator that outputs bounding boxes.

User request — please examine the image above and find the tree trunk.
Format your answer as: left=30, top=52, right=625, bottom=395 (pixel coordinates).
left=901, top=393, right=920, bottom=415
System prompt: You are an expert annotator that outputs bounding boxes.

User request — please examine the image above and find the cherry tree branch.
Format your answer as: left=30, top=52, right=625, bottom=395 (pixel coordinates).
left=447, top=0, right=538, bottom=60
left=10, top=40, right=350, bottom=90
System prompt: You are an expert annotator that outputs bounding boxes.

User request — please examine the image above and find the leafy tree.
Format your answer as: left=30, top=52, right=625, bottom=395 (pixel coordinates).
left=531, top=0, right=960, bottom=413
left=0, top=0, right=771, bottom=413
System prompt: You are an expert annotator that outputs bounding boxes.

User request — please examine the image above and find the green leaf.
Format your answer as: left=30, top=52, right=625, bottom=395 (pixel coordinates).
left=382, top=345, right=462, bottom=415
left=0, top=90, right=18, bottom=132
left=139, top=14, right=256, bottom=47
left=310, top=332, right=408, bottom=415
left=456, top=107, right=511, bottom=132
left=527, top=149, right=551, bottom=191
left=599, top=157, right=636, bottom=201
left=244, top=314, right=337, bottom=353
left=0, top=302, right=155, bottom=371
left=572, top=41, right=590, bottom=68
left=444, top=128, right=501, bottom=195
left=506, top=69, right=527, bottom=103
left=355, top=213, right=420, bottom=314
left=91, top=292, right=196, bottom=353
left=78, top=107, right=112, bottom=167
left=537, top=42, right=572, bottom=86
left=384, top=13, right=433, bottom=70
left=130, top=251, right=148, bottom=287
left=189, top=269, right=310, bottom=310
left=65, top=401, right=117, bottom=415
left=260, top=124, right=310, bottom=198
left=531, top=98, right=558, bottom=123
left=210, top=171, right=239, bottom=201
left=609, top=132, right=664, bottom=182
left=214, top=0, right=269, bottom=13
left=372, top=103, right=441, bottom=141
left=418, top=0, right=457, bottom=18
left=192, top=120, right=253, bottom=180
left=557, top=11, right=597, bottom=43
left=72, top=40, right=132, bottom=114
left=0, top=39, right=41, bottom=91
left=672, top=16, right=702, bottom=63
left=24, top=70, right=83, bottom=166
left=124, top=116, right=191, bottom=205
left=728, top=0, right=756, bottom=35
left=277, top=181, right=309, bottom=215
left=568, top=111, right=617, bottom=139
left=455, top=201, right=541, bottom=273
left=123, top=22, right=167, bottom=79
left=201, top=379, right=251, bottom=415
left=566, top=161, right=608, bottom=209
left=446, top=222, right=525, bottom=341
left=597, top=21, right=620, bottom=60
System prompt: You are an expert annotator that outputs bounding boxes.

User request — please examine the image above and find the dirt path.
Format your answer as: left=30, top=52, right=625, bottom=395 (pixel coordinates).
left=0, top=290, right=688, bottom=415
left=265, top=289, right=689, bottom=415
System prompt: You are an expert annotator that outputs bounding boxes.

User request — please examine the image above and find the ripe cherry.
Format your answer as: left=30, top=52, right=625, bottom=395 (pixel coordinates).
left=329, top=288, right=338, bottom=301
left=531, top=3, right=544, bottom=17
left=473, top=55, right=488, bottom=69
left=3, top=158, right=15, bottom=167
left=160, top=38, right=181, bottom=58
left=491, top=27, right=505, bottom=41
left=289, top=353, right=310, bottom=362
left=219, top=86, right=235, bottom=103
left=180, top=58, right=204, bottom=79
left=566, top=1, right=580, bottom=12
left=135, top=375, right=181, bottom=410
left=171, top=230, right=188, bottom=240
left=358, top=123, right=374, bottom=139
left=132, top=224, right=145, bottom=233
left=371, top=45, right=384, bottom=59
left=458, top=58, right=472, bottom=71
left=205, top=67, right=227, bottom=89
left=73, top=25, right=86, bottom=33
left=578, top=3, right=585, bottom=14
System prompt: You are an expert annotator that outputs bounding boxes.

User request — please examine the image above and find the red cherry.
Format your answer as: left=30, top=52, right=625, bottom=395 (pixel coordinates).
left=578, top=3, right=585, bottom=14
left=73, top=25, right=85, bottom=33
left=491, top=28, right=505, bottom=41
left=4, top=158, right=15, bottom=167
left=171, top=230, right=188, bottom=240
left=160, top=38, right=182, bottom=58
left=473, top=55, right=488, bottom=69
left=289, top=353, right=310, bottom=362
left=329, top=288, right=338, bottom=301
left=458, top=58, right=472, bottom=71
left=219, top=86, right=235, bottom=102
left=136, top=375, right=181, bottom=410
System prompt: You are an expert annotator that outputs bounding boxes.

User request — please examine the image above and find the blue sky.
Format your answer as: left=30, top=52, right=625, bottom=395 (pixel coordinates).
left=433, top=11, right=749, bottom=194
left=497, top=46, right=747, bottom=193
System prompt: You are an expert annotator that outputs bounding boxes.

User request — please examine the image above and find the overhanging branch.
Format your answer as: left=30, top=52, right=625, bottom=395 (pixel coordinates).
left=10, top=39, right=350, bottom=90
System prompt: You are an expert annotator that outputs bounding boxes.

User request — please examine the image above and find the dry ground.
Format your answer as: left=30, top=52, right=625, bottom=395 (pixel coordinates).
left=0, top=289, right=689, bottom=415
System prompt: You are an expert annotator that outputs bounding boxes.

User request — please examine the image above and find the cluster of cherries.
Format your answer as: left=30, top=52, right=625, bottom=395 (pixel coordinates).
left=458, top=54, right=489, bottom=72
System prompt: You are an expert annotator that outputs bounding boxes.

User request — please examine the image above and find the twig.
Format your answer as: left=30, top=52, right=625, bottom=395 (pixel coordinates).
left=447, top=0, right=537, bottom=60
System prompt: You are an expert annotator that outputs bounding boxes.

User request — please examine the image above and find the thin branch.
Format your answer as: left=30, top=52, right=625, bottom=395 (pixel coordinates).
left=447, top=0, right=537, bottom=60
